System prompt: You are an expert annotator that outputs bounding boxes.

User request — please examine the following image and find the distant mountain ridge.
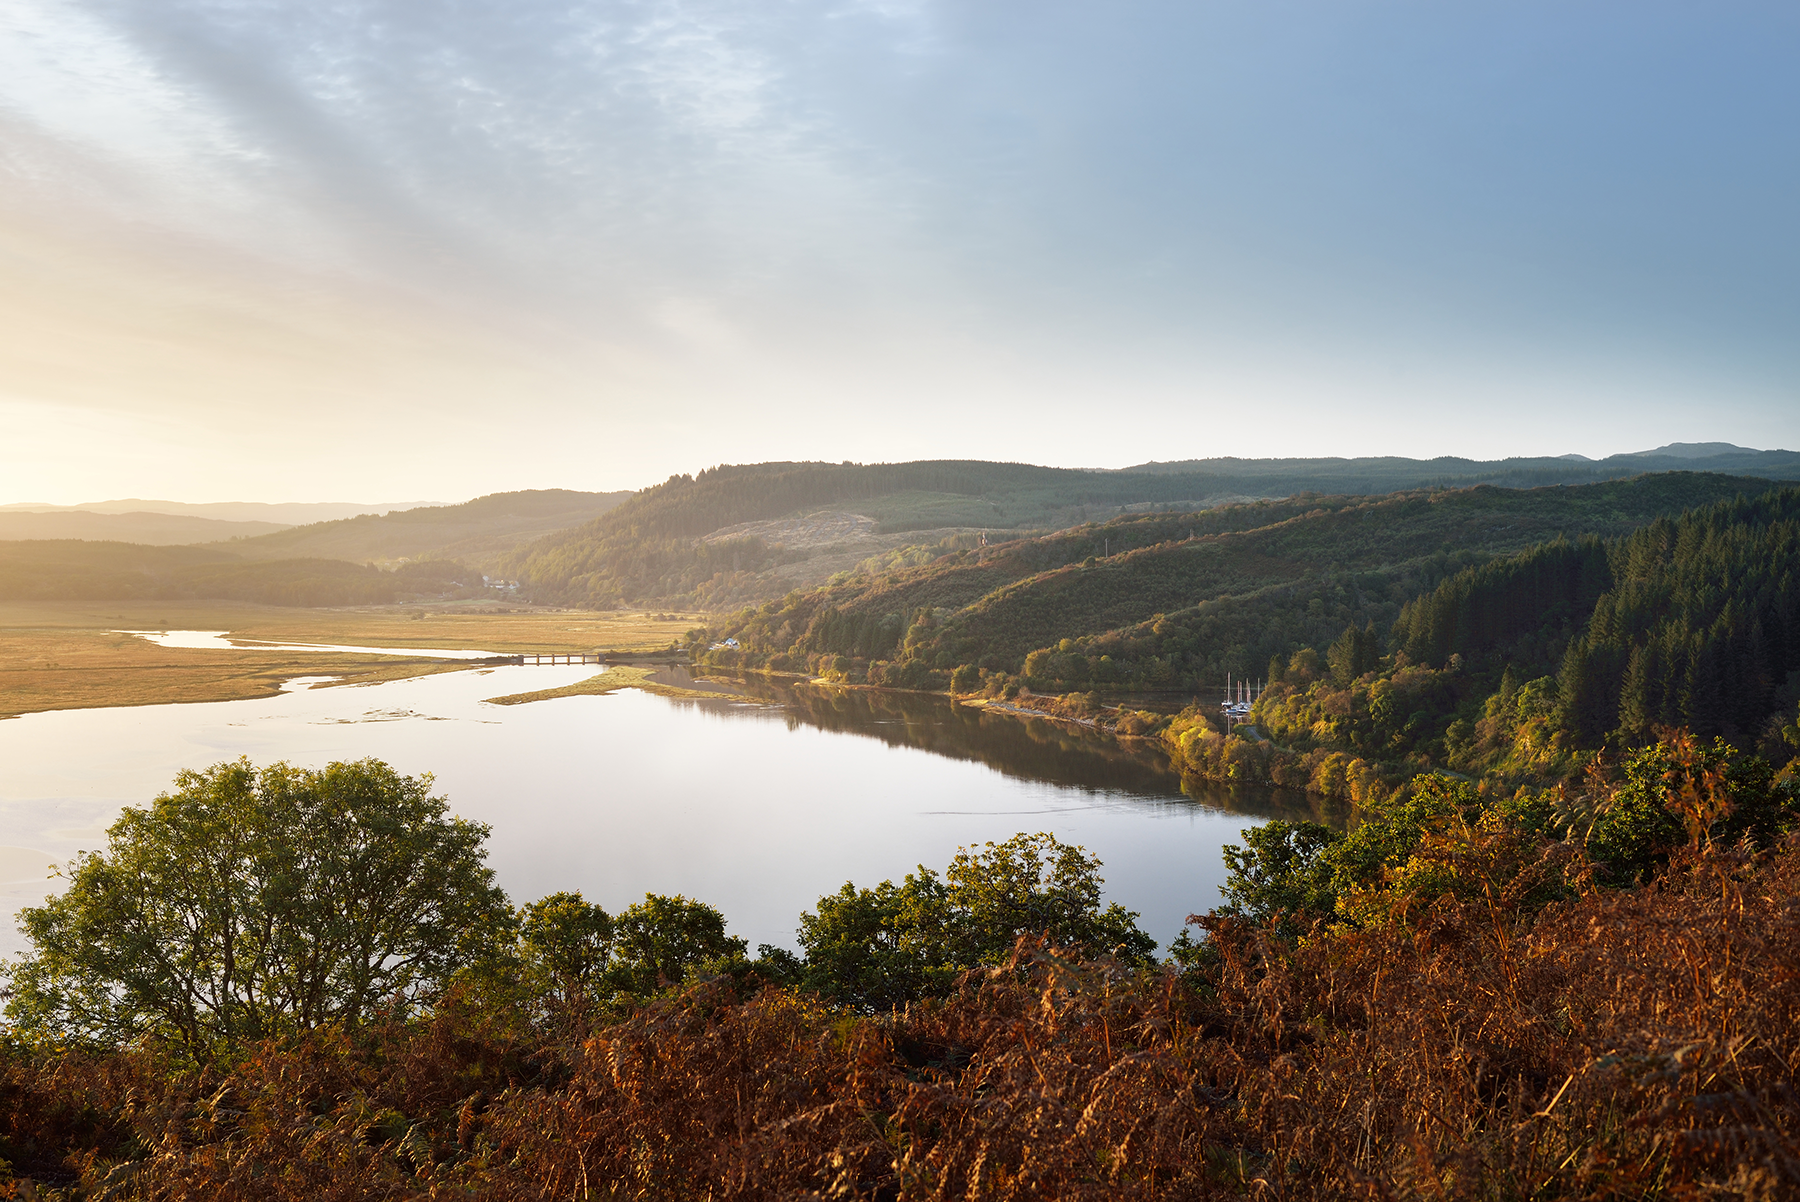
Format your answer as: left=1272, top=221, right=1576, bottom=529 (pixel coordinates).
left=219, top=489, right=632, bottom=570
left=1119, top=446, right=1798, bottom=485
left=0, top=499, right=446, bottom=525
left=0, top=511, right=290, bottom=545
left=0, top=489, right=633, bottom=607
left=1620, top=442, right=1771, bottom=459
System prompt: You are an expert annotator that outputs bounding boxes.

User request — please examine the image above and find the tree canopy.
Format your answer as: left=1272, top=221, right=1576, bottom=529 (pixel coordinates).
left=3, top=758, right=510, bottom=1054
left=797, top=832, right=1156, bottom=1010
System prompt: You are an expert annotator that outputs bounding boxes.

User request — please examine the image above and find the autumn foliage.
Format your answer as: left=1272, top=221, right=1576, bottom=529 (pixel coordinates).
left=2, top=824, right=1795, bottom=1200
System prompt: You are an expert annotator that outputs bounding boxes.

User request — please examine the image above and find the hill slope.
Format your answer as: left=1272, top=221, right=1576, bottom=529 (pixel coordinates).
left=695, top=472, right=1794, bottom=693
left=0, top=499, right=442, bottom=524
left=217, top=489, right=631, bottom=571
left=506, top=457, right=1800, bottom=610
left=0, top=491, right=630, bottom=607
left=0, top=541, right=476, bottom=606
left=0, top=511, right=289, bottom=544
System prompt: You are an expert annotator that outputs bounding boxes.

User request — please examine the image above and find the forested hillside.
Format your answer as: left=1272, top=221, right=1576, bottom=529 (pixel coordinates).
left=691, top=475, right=1800, bottom=799
left=695, top=473, right=1782, bottom=682
left=501, top=460, right=1274, bottom=608
left=505, top=455, right=1800, bottom=610
left=1179, top=488, right=1800, bottom=799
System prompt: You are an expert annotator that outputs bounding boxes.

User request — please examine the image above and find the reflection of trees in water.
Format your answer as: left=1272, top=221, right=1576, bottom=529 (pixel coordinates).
left=678, top=675, right=1341, bottom=827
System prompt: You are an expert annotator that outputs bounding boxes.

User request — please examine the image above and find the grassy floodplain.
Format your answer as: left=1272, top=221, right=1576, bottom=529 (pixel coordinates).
left=0, top=601, right=700, bottom=717
left=482, top=663, right=744, bottom=705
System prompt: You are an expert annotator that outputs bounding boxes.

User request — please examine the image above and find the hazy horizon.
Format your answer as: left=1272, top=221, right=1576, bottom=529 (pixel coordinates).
left=2, top=439, right=1796, bottom=510
left=4, top=1, right=1796, bottom=504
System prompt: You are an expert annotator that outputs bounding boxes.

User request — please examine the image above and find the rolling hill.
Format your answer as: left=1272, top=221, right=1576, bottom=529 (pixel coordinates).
left=219, top=489, right=631, bottom=571
left=0, top=511, right=290, bottom=544
left=0, top=490, right=631, bottom=607
left=503, top=456, right=1800, bottom=611
left=693, top=471, right=1796, bottom=692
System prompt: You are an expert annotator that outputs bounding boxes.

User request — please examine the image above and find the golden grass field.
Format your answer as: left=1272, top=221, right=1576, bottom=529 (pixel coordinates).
left=0, top=601, right=702, bottom=717
left=481, top=664, right=743, bottom=706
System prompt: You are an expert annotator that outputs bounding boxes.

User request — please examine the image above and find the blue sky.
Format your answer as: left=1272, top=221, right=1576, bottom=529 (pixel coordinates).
left=1, top=1, right=1795, bottom=501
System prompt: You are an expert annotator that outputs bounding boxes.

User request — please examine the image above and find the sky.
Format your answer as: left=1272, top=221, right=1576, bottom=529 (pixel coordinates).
left=1, top=0, right=1796, bottom=504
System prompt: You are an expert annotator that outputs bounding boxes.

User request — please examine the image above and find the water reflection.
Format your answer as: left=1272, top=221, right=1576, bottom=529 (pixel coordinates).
left=672, top=669, right=1340, bottom=826
left=1, top=663, right=1342, bottom=962
left=116, top=629, right=498, bottom=659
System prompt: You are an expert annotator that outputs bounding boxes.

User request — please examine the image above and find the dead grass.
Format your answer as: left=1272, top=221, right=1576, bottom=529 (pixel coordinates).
left=4, top=839, right=1794, bottom=1199
left=0, top=601, right=703, bottom=716
left=483, top=665, right=740, bottom=705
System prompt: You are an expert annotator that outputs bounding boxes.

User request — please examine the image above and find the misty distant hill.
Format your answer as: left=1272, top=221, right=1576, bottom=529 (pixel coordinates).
left=1619, top=442, right=1769, bottom=459
left=0, top=510, right=290, bottom=545
left=219, top=489, right=633, bottom=570
left=0, top=490, right=633, bottom=608
left=0, top=540, right=475, bottom=606
left=0, top=498, right=445, bottom=524
left=1118, top=447, right=1800, bottom=487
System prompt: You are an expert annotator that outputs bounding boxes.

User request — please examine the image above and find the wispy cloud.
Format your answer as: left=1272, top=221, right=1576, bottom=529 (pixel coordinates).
left=0, top=1, right=1794, bottom=501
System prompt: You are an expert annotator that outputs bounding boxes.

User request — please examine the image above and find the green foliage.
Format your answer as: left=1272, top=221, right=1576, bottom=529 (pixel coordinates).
left=1326, top=773, right=1480, bottom=896
left=517, top=891, right=614, bottom=1008
left=1327, top=620, right=1381, bottom=686
left=606, top=894, right=748, bottom=998
left=1218, top=821, right=1345, bottom=931
left=797, top=832, right=1156, bottom=1010
left=795, top=872, right=955, bottom=1009
left=1215, top=737, right=1800, bottom=936
left=2, top=758, right=510, bottom=1056
left=1575, top=736, right=1800, bottom=886
left=1219, top=771, right=1561, bottom=932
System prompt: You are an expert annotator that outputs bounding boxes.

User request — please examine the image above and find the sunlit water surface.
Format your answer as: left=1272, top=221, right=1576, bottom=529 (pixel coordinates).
left=0, top=664, right=1329, bottom=959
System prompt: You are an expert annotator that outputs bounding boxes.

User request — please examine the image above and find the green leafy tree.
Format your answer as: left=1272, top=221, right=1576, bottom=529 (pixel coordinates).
left=518, top=891, right=614, bottom=1009
left=606, top=894, right=747, bottom=997
left=797, top=833, right=1155, bottom=1010
left=1327, top=773, right=1478, bottom=896
left=1218, top=821, right=1346, bottom=932
left=939, top=832, right=1154, bottom=964
left=2, top=758, right=510, bottom=1055
left=796, top=873, right=954, bottom=1009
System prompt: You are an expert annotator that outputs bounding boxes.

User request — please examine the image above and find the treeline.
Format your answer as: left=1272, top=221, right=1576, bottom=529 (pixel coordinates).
left=1562, top=492, right=1800, bottom=744
left=2, top=744, right=1795, bottom=1197
left=0, top=540, right=480, bottom=606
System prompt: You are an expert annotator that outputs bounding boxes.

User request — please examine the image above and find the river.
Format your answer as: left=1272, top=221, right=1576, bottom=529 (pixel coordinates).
left=0, top=658, right=1330, bottom=960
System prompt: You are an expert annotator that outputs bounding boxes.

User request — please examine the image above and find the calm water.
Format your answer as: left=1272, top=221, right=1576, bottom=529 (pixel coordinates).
left=0, top=663, right=1331, bottom=959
